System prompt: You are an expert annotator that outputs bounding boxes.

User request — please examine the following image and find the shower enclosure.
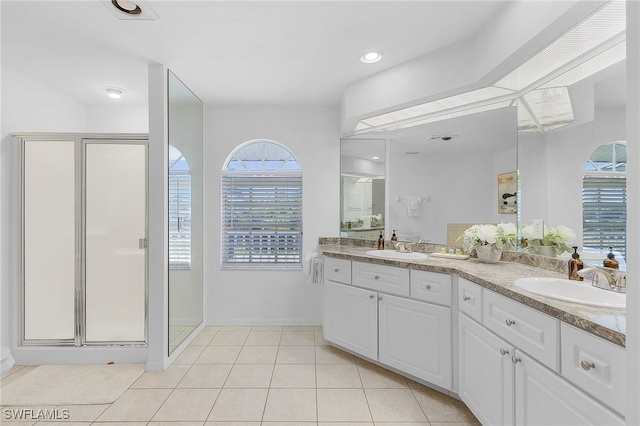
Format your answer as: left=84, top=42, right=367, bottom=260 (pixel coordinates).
left=19, top=134, right=148, bottom=346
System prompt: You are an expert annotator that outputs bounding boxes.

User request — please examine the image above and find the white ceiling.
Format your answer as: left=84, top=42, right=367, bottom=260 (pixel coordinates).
left=1, top=0, right=509, bottom=107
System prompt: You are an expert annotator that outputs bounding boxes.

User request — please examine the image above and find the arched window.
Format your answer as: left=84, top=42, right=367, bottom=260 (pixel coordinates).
left=221, top=139, right=302, bottom=269
left=169, top=145, right=191, bottom=269
left=582, top=141, right=626, bottom=258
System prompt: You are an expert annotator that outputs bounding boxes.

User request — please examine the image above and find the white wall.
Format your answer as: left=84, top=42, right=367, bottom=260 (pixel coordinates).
left=87, top=105, right=148, bottom=134
left=205, top=106, right=339, bottom=325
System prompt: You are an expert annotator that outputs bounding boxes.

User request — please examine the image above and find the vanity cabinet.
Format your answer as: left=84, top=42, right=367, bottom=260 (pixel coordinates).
left=458, top=278, right=625, bottom=425
left=322, top=258, right=452, bottom=390
left=514, top=350, right=624, bottom=425
left=560, top=323, right=626, bottom=416
left=379, top=293, right=452, bottom=389
left=459, top=312, right=514, bottom=426
left=323, top=281, right=378, bottom=360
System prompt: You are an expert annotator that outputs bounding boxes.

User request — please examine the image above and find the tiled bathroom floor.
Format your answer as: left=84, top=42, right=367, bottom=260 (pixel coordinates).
left=1, top=326, right=479, bottom=425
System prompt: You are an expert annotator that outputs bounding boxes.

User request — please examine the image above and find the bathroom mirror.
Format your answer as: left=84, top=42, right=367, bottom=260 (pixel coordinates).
left=340, top=138, right=386, bottom=240
left=387, top=106, right=517, bottom=245
left=517, top=61, right=626, bottom=265
left=168, top=70, right=204, bottom=354
left=339, top=107, right=518, bottom=245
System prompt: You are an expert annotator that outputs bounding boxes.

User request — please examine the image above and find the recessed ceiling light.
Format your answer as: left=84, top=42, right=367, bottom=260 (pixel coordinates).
left=112, top=0, right=141, bottom=15
left=372, top=156, right=380, bottom=160
left=104, top=87, right=125, bottom=99
left=361, top=52, right=382, bottom=64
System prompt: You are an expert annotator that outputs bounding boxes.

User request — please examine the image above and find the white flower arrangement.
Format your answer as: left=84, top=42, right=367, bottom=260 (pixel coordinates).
left=521, top=224, right=575, bottom=255
left=458, top=223, right=518, bottom=254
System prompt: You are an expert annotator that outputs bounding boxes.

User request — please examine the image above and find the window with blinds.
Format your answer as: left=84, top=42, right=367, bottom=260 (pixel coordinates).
left=221, top=140, right=302, bottom=269
left=169, top=146, right=192, bottom=269
left=582, top=141, right=626, bottom=258
left=582, top=176, right=626, bottom=257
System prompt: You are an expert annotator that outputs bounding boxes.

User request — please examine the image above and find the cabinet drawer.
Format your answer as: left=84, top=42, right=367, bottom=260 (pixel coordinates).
left=483, top=291, right=559, bottom=371
left=324, top=257, right=351, bottom=284
left=410, top=270, right=452, bottom=306
left=561, top=323, right=625, bottom=416
left=352, top=261, right=410, bottom=297
left=458, top=278, right=483, bottom=323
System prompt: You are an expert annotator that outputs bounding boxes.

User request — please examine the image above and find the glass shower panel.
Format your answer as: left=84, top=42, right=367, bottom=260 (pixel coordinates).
left=23, top=140, right=76, bottom=340
left=85, top=143, right=146, bottom=343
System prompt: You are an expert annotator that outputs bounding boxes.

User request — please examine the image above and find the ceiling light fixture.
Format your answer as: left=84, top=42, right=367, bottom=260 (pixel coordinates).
left=104, top=87, right=124, bottom=99
left=372, top=156, right=380, bottom=160
left=112, top=0, right=142, bottom=15
left=361, top=52, right=382, bottom=64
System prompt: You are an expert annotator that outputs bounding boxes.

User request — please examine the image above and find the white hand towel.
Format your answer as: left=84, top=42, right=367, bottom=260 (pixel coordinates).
left=408, top=196, right=421, bottom=217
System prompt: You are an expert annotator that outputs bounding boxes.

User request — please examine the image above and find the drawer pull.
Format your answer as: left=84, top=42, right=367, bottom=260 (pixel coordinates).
left=369, top=294, right=375, bottom=299
left=512, top=356, right=521, bottom=364
left=374, top=275, right=380, bottom=280
left=334, top=268, right=340, bottom=272
left=426, top=285, right=432, bottom=290
left=463, top=295, right=471, bottom=301
left=500, top=348, right=510, bottom=356
left=581, top=360, right=595, bottom=371
left=505, top=319, right=516, bottom=326
left=378, top=296, right=383, bottom=301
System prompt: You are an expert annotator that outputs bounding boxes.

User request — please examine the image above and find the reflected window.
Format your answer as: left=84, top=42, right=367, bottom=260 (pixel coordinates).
left=221, top=139, right=302, bottom=269
left=169, top=145, right=191, bottom=269
left=582, top=141, right=626, bottom=257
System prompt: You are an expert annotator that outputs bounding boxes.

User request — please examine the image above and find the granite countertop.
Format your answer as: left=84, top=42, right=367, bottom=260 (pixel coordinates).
left=320, top=244, right=626, bottom=348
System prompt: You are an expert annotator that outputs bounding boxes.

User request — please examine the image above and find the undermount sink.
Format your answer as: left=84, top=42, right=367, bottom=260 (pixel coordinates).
left=366, top=250, right=428, bottom=260
left=514, top=277, right=626, bottom=308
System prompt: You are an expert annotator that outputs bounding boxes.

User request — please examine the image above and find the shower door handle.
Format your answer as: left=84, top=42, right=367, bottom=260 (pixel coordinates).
left=139, top=238, right=148, bottom=249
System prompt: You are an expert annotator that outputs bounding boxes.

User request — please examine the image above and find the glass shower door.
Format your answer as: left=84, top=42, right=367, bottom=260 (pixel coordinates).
left=84, top=142, right=147, bottom=343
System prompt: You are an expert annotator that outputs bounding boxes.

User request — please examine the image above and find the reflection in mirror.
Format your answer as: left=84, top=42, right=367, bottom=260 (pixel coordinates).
left=387, top=107, right=517, bottom=246
left=340, top=138, right=385, bottom=240
left=517, top=60, right=626, bottom=267
left=168, top=70, right=204, bottom=354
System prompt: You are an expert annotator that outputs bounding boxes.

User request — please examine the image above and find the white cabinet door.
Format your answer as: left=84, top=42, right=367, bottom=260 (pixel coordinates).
left=458, top=313, right=514, bottom=426
left=322, top=281, right=378, bottom=360
left=379, top=294, right=452, bottom=390
left=514, top=350, right=624, bottom=426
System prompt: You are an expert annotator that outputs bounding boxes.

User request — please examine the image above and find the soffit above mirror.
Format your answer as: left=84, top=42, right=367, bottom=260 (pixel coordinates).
left=344, top=0, right=625, bottom=136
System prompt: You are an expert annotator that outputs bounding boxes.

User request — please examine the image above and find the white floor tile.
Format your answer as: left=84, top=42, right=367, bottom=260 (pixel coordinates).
left=152, top=389, right=220, bottom=422
left=207, top=389, right=268, bottom=422
left=262, top=388, right=317, bottom=422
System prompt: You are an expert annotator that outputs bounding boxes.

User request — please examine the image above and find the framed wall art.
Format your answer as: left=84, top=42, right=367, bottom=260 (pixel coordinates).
left=498, top=171, right=517, bottom=214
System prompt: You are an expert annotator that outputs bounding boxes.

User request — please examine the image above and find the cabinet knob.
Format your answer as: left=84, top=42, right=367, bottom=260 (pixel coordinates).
left=374, top=275, right=380, bottom=280
left=581, top=360, right=595, bottom=371
left=426, top=284, right=432, bottom=290
left=369, top=294, right=375, bottom=299
left=500, top=348, right=510, bottom=356
left=512, top=356, right=521, bottom=364
left=378, top=296, right=383, bottom=301
left=334, top=268, right=340, bottom=272
left=505, top=319, right=516, bottom=326
left=463, top=295, right=470, bottom=301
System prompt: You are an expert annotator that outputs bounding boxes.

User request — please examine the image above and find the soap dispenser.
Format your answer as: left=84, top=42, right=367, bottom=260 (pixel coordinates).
left=603, top=247, right=619, bottom=269
left=391, top=230, right=398, bottom=242
left=568, top=246, right=584, bottom=281
left=377, top=233, right=385, bottom=250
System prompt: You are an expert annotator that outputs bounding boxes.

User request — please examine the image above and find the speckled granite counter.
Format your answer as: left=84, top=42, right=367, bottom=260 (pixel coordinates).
left=320, top=243, right=626, bottom=348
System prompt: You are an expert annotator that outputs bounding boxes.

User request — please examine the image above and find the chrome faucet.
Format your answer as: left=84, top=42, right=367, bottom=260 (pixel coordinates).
left=577, top=266, right=626, bottom=293
left=395, top=241, right=414, bottom=253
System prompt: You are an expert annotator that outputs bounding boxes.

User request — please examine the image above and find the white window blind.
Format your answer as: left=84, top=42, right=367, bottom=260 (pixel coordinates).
left=582, top=176, right=626, bottom=257
left=221, top=139, right=302, bottom=270
left=221, top=173, right=302, bottom=269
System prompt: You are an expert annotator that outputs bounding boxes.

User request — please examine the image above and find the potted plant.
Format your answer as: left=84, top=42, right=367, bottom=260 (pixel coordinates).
left=521, top=224, right=575, bottom=257
left=458, top=223, right=518, bottom=263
